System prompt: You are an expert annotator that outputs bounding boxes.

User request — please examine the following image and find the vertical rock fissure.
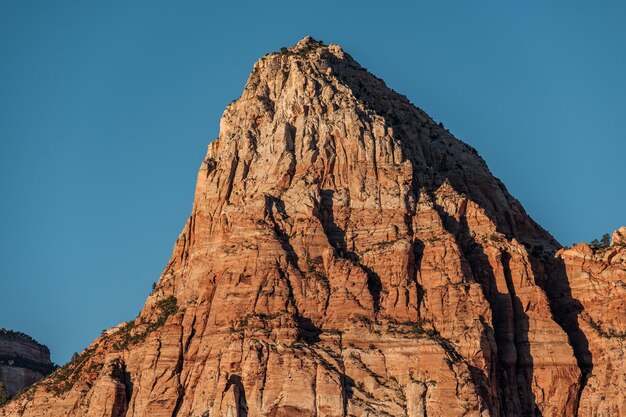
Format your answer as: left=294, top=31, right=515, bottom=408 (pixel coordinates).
left=224, top=150, right=240, bottom=203
left=224, top=375, right=248, bottom=417
left=121, top=362, right=133, bottom=413
left=501, top=251, right=539, bottom=416
left=314, top=189, right=382, bottom=312
left=429, top=198, right=509, bottom=414
left=338, top=332, right=348, bottom=417
left=259, top=346, right=269, bottom=406
left=535, top=257, right=593, bottom=417
left=312, top=362, right=319, bottom=417
left=170, top=324, right=185, bottom=417
left=184, top=315, right=197, bottom=353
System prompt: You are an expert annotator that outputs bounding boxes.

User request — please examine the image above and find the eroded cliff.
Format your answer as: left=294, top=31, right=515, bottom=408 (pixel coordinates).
left=2, top=37, right=624, bottom=417
left=0, top=330, right=55, bottom=400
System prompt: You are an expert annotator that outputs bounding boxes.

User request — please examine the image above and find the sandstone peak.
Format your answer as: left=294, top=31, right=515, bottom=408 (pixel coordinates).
left=295, top=35, right=322, bottom=48
left=3, top=40, right=625, bottom=417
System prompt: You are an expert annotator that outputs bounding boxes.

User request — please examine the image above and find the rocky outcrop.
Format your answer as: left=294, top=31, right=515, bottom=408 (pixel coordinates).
left=2, top=37, right=624, bottom=417
left=549, top=231, right=626, bottom=417
left=0, top=330, right=55, bottom=399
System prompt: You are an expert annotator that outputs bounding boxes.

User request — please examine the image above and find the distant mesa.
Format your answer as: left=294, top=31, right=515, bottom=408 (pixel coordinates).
left=0, top=329, right=55, bottom=404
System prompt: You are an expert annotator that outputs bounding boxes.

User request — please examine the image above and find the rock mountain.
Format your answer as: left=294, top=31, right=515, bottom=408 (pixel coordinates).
left=0, top=330, right=55, bottom=401
left=2, top=37, right=625, bottom=417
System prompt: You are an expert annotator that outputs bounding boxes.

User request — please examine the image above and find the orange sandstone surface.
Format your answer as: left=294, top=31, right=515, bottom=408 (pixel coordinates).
left=2, top=38, right=624, bottom=417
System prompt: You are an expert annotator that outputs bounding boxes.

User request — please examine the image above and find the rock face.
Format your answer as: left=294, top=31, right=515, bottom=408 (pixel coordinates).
left=2, top=37, right=624, bottom=417
left=551, top=234, right=626, bottom=417
left=0, top=330, right=55, bottom=399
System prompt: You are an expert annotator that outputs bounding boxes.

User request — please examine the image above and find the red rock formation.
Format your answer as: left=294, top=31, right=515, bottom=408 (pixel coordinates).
left=2, top=37, right=624, bottom=417
left=0, top=330, right=55, bottom=400
left=549, top=228, right=626, bottom=417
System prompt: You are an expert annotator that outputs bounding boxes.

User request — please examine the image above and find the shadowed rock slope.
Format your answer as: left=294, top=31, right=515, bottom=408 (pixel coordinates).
left=0, top=330, right=55, bottom=401
left=2, top=37, right=625, bottom=417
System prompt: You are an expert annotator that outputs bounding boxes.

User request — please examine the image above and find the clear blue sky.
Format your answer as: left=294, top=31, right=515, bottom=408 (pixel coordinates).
left=1, top=1, right=624, bottom=364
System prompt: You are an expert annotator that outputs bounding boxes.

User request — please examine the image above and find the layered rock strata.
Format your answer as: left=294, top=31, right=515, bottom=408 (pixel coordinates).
left=0, top=330, right=55, bottom=399
left=2, top=38, right=624, bottom=417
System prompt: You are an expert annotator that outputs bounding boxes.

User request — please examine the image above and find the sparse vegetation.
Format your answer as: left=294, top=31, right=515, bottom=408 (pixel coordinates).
left=155, top=296, right=179, bottom=322
left=0, top=381, right=8, bottom=407
left=531, top=244, right=546, bottom=258
left=361, top=238, right=403, bottom=254
left=42, top=300, right=182, bottom=397
left=227, top=312, right=282, bottom=335
left=589, top=233, right=610, bottom=250
left=44, top=345, right=101, bottom=396
left=387, top=319, right=442, bottom=339
left=277, top=38, right=325, bottom=57
left=112, top=296, right=178, bottom=351
left=588, top=317, right=626, bottom=339
left=205, top=156, right=217, bottom=172
left=489, top=233, right=504, bottom=243
left=0, top=329, right=46, bottom=349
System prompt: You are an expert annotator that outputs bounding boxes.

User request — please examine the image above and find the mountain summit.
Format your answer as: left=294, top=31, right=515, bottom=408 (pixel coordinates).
left=3, top=37, right=625, bottom=417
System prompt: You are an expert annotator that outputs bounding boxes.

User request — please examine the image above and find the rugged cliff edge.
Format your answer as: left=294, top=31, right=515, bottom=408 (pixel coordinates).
left=0, top=330, right=55, bottom=401
left=2, top=37, right=624, bottom=417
